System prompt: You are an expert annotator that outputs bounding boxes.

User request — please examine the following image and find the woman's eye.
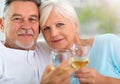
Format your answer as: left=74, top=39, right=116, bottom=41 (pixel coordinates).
left=43, top=26, right=50, bottom=32
left=56, top=23, right=64, bottom=27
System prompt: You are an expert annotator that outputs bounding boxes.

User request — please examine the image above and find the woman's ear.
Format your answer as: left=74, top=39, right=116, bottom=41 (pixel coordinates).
left=73, top=18, right=79, bottom=32
left=74, top=32, right=81, bottom=45
left=0, top=18, right=4, bottom=32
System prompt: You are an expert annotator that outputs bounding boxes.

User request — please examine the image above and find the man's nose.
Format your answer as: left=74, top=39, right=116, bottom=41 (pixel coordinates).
left=21, top=20, right=31, bottom=29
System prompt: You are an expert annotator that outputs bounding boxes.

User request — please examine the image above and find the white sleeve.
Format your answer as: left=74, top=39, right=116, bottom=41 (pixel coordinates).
left=0, top=55, right=3, bottom=79
left=0, top=41, right=4, bottom=79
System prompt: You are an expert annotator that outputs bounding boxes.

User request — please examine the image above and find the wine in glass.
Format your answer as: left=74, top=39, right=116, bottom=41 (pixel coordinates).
left=70, top=44, right=90, bottom=84
left=70, top=44, right=90, bottom=69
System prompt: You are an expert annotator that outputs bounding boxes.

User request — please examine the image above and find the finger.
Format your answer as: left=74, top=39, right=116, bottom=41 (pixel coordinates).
left=42, top=64, right=53, bottom=76
left=57, top=66, right=73, bottom=75
left=79, top=78, right=89, bottom=84
left=74, top=68, right=97, bottom=84
left=58, top=60, right=71, bottom=68
left=74, top=72, right=89, bottom=78
left=58, top=70, right=72, bottom=84
left=74, top=68, right=90, bottom=79
left=75, top=68, right=90, bottom=74
left=75, top=68, right=97, bottom=78
left=54, top=60, right=71, bottom=75
left=62, top=77, right=71, bottom=84
left=46, top=70, right=72, bottom=84
left=81, top=68, right=94, bottom=73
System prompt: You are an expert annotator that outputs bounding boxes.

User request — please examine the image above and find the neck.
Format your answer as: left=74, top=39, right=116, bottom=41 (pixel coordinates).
left=79, top=38, right=94, bottom=47
left=4, top=41, right=36, bottom=50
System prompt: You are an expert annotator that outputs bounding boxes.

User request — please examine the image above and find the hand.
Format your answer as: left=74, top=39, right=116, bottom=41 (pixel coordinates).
left=41, top=60, right=74, bottom=84
left=74, top=68, right=105, bottom=84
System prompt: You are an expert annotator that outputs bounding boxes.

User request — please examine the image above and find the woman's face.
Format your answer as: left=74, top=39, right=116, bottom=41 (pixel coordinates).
left=41, top=10, right=78, bottom=49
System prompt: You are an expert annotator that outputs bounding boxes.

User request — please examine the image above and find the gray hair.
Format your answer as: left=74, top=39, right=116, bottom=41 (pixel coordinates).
left=2, top=0, right=41, bottom=19
left=39, top=0, right=78, bottom=28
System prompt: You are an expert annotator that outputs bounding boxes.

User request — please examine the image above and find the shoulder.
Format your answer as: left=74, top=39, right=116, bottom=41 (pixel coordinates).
left=36, top=41, right=51, bottom=53
left=35, top=41, right=51, bottom=64
left=95, top=33, right=119, bottom=41
left=92, top=34, right=120, bottom=51
left=36, top=41, right=49, bottom=49
left=94, top=33, right=120, bottom=44
left=89, top=33, right=120, bottom=51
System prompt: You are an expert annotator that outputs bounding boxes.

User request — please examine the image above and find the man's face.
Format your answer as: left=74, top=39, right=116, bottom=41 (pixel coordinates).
left=3, top=1, right=39, bottom=50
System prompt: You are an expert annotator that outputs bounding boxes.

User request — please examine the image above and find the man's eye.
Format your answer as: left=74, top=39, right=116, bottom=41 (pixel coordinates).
left=29, top=18, right=38, bottom=23
left=56, top=23, right=64, bottom=27
left=42, top=26, right=50, bottom=32
left=12, top=17, right=23, bottom=22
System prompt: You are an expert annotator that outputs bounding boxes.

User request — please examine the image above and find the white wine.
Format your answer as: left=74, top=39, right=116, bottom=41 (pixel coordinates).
left=71, top=57, right=89, bottom=69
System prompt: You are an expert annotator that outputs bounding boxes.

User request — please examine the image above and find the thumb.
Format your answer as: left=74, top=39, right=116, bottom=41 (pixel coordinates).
left=43, top=64, right=53, bottom=75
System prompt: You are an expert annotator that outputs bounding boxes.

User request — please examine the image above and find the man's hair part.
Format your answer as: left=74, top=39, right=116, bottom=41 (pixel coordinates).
left=2, top=0, right=41, bottom=19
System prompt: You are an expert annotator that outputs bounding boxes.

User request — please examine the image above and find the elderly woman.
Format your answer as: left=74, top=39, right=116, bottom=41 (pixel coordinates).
left=40, top=0, right=120, bottom=84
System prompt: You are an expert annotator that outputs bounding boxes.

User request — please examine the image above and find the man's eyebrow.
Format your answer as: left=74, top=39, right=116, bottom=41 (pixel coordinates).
left=11, top=13, right=22, bottom=18
left=11, top=14, right=39, bottom=19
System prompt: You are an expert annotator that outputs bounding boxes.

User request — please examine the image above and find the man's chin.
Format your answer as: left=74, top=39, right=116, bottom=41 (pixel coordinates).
left=15, top=41, right=35, bottom=50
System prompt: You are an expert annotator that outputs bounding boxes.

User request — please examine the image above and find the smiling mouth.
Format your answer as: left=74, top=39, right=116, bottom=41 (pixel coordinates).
left=52, top=38, right=64, bottom=43
left=18, top=34, right=33, bottom=37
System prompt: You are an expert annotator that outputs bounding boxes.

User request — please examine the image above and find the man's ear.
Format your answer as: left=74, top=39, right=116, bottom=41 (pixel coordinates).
left=0, top=18, right=4, bottom=32
left=0, top=18, right=2, bottom=28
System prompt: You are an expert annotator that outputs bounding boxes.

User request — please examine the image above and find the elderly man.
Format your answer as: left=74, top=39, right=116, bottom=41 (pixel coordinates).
left=0, top=0, right=51, bottom=84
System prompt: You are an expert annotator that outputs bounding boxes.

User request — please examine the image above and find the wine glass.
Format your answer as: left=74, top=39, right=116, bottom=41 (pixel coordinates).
left=70, top=44, right=90, bottom=84
left=51, top=49, right=72, bottom=69
left=51, top=48, right=74, bottom=83
left=50, top=44, right=90, bottom=84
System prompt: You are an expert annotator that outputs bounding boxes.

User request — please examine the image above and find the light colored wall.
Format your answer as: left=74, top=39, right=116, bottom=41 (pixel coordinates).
left=0, top=0, right=4, bottom=17
left=0, top=0, right=4, bottom=40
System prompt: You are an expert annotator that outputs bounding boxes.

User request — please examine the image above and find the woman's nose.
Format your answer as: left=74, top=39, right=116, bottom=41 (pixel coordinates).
left=50, top=26, right=59, bottom=37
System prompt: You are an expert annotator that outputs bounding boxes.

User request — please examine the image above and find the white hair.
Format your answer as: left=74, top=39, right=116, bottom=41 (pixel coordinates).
left=39, top=0, right=78, bottom=28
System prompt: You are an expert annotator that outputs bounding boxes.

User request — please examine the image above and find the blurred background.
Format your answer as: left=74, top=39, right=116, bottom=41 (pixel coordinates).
left=0, top=0, right=120, bottom=41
